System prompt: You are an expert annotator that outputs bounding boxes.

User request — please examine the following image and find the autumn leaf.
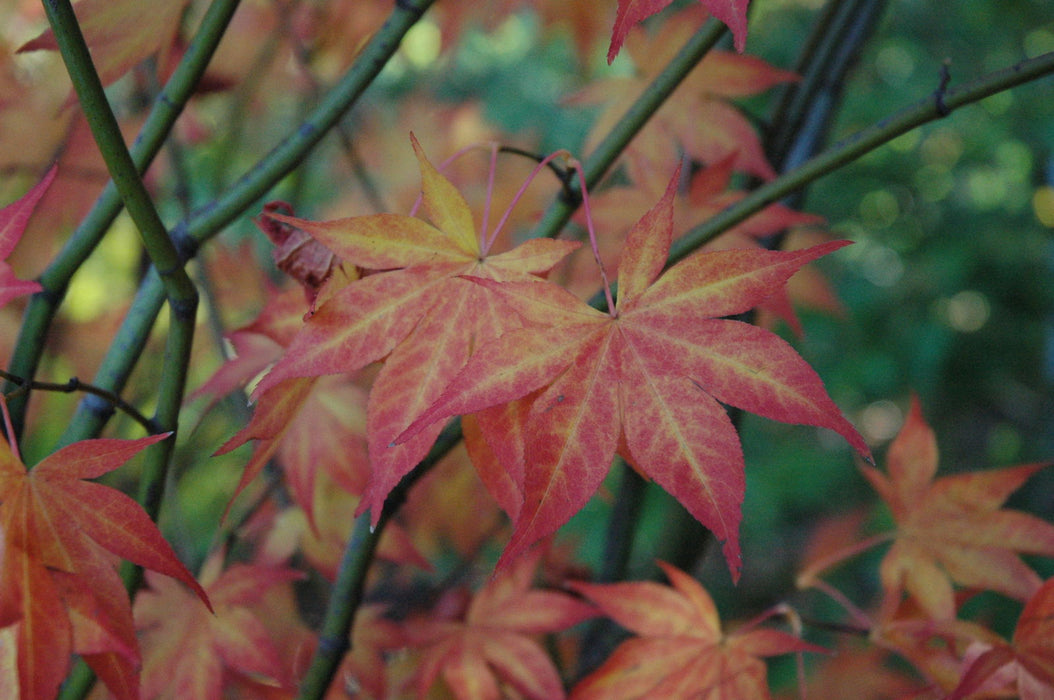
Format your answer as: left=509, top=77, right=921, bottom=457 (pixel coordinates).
left=568, top=561, right=824, bottom=699
left=399, top=171, right=869, bottom=578
left=135, top=551, right=305, bottom=700
left=0, top=432, right=209, bottom=700
left=259, top=472, right=431, bottom=580
left=578, top=10, right=795, bottom=179
left=401, top=546, right=594, bottom=700
left=572, top=151, right=828, bottom=333
left=196, top=284, right=370, bottom=526
left=945, top=576, right=1054, bottom=699
left=858, top=396, right=1054, bottom=621
left=252, top=134, right=579, bottom=525
left=19, top=0, right=190, bottom=88
left=608, top=0, right=751, bottom=63
left=0, top=165, right=54, bottom=309
left=325, top=604, right=406, bottom=700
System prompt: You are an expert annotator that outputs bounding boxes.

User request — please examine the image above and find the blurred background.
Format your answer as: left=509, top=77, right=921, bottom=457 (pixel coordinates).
left=2, top=0, right=1052, bottom=638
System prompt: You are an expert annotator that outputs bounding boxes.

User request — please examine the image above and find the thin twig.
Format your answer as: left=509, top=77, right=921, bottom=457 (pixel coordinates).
left=0, top=370, right=158, bottom=434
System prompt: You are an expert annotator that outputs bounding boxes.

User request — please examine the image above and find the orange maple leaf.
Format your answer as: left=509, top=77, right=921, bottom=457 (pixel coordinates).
left=569, top=561, right=824, bottom=699
left=134, top=551, right=304, bottom=700
left=402, top=547, right=594, bottom=700
left=608, top=0, right=751, bottom=62
left=0, top=166, right=53, bottom=309
left=0, top=432, right=209, bottom=700
left=252, top=134, right=579, bottom=524
left=861, top=396, right=1054, bottom=621
left=399, top=172, right=869, bottom=578
left=946, top=577, right=1054, bottom=699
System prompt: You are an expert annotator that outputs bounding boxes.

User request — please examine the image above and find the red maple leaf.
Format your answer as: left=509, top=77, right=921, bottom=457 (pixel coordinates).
left=0, top=432, right=209, bottom=700
left=572, top=151, right=829, bottom=334
left=568, top=561, right=824, bottom=699
left=609, top=0, right=751, bottom=63
left=946, top=577, right=1054, bottom=699
left=399, top=171, right=869, bottom=578
left=134, top=551, right=304, bottom=700
left=401, top=546, right=594, bottom=700
left=576, top=11, right=795, bottom=180
left=251, top=134, right=579, bottom=524
left=0, top=166, right=53, bottom=310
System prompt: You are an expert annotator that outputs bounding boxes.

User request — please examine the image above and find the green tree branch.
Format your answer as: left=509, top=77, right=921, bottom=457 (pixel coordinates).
left=6, top=0, right=241, bottom=437
left=58, top=0, right=438, bottom=444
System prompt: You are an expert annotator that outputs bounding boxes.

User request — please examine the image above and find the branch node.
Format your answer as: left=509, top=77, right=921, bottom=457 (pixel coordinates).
left=394, top=0, right=425, bottom=19
left=934, top=59, right=952, bottom=117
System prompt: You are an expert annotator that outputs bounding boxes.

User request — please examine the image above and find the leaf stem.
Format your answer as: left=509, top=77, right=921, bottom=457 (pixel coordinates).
left=485, top=149, right=573, bottom=255
left=0, top=395, right=21, bottom=463
left=569, top=159, right=615, bottom=316
left=481, top=142, right=500, bottom=250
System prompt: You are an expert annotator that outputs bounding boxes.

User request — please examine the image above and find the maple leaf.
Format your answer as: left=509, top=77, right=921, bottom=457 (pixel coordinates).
left=0, top=432, right=209, bottom=700
left=946, top=577, right=1054, bottom=700
left=0, top=166, right=54, bottom=310
left=608, top=0, right=751, bottom=62
left=134, top=551, right=304, bottom=700
left=253, top=201, right=357, bottom=305
left=577, top=11, right=796, bottom=179
left=568, top=561, right=824, bottom=699
left=259, top=472, right=431, bottom=580
left=197, top=285, right=370, bottom=525
left=402, top=546, right=594, bottom=700
left=251, top=134, right=579, bottom=524
left=858, top=396, right=1054, bottom=621
left=399, top=172, right=869, bottom=579
left=326, top=603, right=406, bottom=700
left=859, top=586, right=1007, bottom=697
left=19, top=0, right=190, bottom=88
left=572, top=151, right=828, bottom=333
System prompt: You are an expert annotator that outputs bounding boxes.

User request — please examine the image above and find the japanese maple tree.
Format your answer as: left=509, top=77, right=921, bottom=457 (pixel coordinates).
left=0, top=1, right=1052, bottom=699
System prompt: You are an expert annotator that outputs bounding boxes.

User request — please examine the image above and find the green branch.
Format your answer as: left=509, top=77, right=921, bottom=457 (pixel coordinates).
left=584, top=48, right=1054, bottom=315
left=7, top=0, right=241, bottom=438
left=57, top=0, right=437, bottom=444
left=175, top=0, right=438, bottom=248
left=42, top=0, right=197, bottom=310
left=296, top=420, right=463, bottom=700
left=529, top=18, right=728, bottom=241
left=666, top=49, right=1054, bottom=265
